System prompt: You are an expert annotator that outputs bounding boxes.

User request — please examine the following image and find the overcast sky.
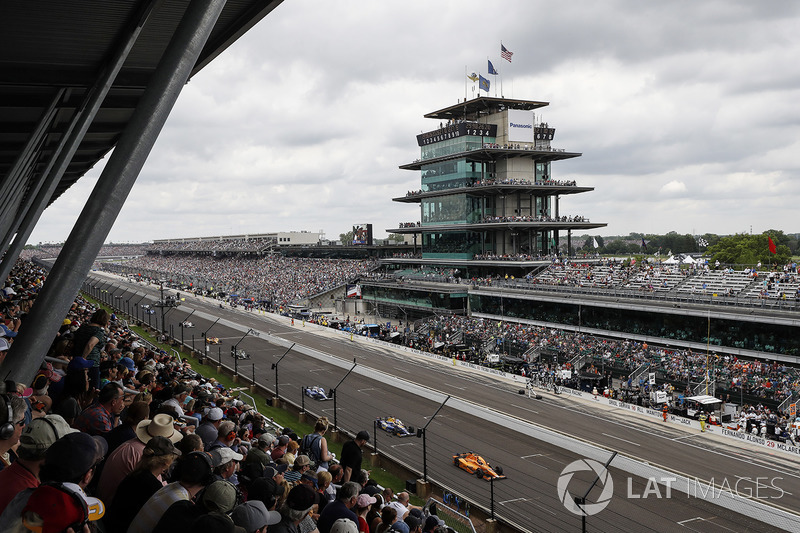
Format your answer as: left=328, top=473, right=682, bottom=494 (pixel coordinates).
left=27, top=1, right=800, bottom=244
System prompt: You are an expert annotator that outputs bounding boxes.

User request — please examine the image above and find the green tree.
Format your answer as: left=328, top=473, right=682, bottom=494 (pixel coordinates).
left=339, top=230, right=354, bottom=244
left=388, top=233, right=405, bottom=243
left=706, top=232, right=790, bottom=266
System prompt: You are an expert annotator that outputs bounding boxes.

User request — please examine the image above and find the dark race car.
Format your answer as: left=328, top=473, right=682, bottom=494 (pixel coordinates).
left=376, top=416, right=415, bottom=437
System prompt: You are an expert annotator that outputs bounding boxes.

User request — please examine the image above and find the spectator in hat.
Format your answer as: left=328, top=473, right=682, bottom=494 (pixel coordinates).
left=73, top=381, right=125, bottom=436
left=162, top=383, right=192, bottom=424
left=317, top=481, right=360, bottom=533
left=366, top=495, right=383, bottom=533
left=211, top=446, right=243, bottom=482
left=104, top=436, right=181, bottom=532
left=403, top=515, right=421, bottom=533
left=340, top=431, right=369, bottom=483
left=17, top=481, right=105, bottom=533
left=422, top=515, right=443, bottom=533
left=333, top=517, right=359, bottom=533
left=284, top=454, right=311, bottom=484
left=0, top=430, right=107, bottom=531
left=0, top=414, right=76, bottom=511
left=153, top=479, right=239, bottom=533
left=355, top=494, right=376, bottom=533
left=197, top=406, right=225, bottom=450
left=271, top=484, right=318, bottom=533
left=97, top=413, right=183, bottom=504
left=232, top=500, right=282, bottom=533
left=128, top=450, right=215, bottom=533
left=246, top=432, right=274, bottom=469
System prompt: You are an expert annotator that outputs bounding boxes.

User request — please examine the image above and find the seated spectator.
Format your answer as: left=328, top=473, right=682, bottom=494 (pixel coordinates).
left=0, top=414, right=75, bottom=511
left=105, top=400, right=150, bottom=455
left=284, top=454, right=311, bottom=484
left=104, top=435, right=181, bottom=532
left=211, top=446, right=243, bottom=482
left=73, top=381, right=125, bottom=436
left=97, top=413, right=183, bottom=505
left=318, top=481, right=360, bottom=533
left=271, top=484, right=318, bottom=533
left=0, top=387, right=27, bottom=471
left=246, top=432, right=275, bottom=469
left=197, top=406, right=225, bottom=450
left=128, top=450, right=215, bottom=533
left=0, top=431, right=107, bottom=531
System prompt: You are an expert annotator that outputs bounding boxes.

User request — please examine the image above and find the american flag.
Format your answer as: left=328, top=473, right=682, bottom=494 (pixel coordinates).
left=501, top=44, right=513, bottom=62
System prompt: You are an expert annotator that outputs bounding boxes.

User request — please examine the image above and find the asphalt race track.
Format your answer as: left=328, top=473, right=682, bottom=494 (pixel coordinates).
left=88, top=273, right=800, bottom=533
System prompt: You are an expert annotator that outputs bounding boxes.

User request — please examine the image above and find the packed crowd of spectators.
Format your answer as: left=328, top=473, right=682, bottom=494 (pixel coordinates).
left=147, top=237, right=276, bottom=254
left=2, top=260, right=450, bottom=533
left=19, top=244, right=147, bottom=262
left=102, top=255, right=379, bottom=306
left=402, top=314, right=800, bottom=405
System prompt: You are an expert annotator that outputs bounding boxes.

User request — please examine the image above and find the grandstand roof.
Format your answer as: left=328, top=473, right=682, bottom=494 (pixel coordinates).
left=0, top=0, right=283, bottom=212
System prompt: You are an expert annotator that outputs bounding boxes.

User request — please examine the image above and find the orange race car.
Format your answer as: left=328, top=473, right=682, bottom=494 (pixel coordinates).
left=453, top=452, right=506, bottom=480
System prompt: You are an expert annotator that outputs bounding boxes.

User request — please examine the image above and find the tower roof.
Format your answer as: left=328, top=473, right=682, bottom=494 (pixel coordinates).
left=424, top=96, right=549, bottom=121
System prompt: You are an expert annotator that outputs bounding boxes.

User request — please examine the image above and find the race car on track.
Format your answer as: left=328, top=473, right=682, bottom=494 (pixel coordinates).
left=206, top=336, right=221, bottom=345
left=376, top=417, right=415, bottom=437
left=453, top=452, right=506, bottom=480
left=304, top=386, right=332, bottom=401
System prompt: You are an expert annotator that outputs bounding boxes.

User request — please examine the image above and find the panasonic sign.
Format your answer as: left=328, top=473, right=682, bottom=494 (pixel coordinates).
left=508, top=109, right=535, bottom=142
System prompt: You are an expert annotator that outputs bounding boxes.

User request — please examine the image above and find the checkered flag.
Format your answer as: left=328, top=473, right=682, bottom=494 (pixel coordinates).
left=698, top=238, right=708, bottom=247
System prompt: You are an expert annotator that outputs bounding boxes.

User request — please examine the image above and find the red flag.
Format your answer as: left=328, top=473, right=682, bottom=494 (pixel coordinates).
left=768, top=236, right=777, bottom=254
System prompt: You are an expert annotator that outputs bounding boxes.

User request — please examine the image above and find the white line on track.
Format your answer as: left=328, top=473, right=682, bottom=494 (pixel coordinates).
left=358, top=388, right=377, bottom=393
left=498, top=498, right=527, bottom=505
left=392, top=443, right=416, bottom=448
left=510, top=403, right=539, bottom=414
left=601, top=433, right=641, bottom=447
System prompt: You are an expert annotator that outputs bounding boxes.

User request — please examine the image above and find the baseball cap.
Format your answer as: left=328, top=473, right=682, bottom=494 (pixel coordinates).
left=264, top=463, right=288, bottom=479
left=356, top=494, right=376, bottom=508
left=201, top=480, right=238, bottom=514
left=331, top=518, right=359, bottom=533
left=232, top=500, right=282, bottom=531
left=144, top=435, right=182, bottom=457
left=207, top=407, right=224, bottom=421
left=0, top=338, right=9, bottom=352
left=424, top=516, right=444, bottom=531
left=19, top=414, right=79, bottom=456
left=404, top=515, right=421, bottom=531
left=300, top=472, right=318, bottom=489
left=67, top=356, right=94, bottom=372
left=286, top=484, right=316, bottom=511
left=23, top=482, right=105, bottom=531
left=118, top=356, right=136, bottom=372
left=356, top=430, right=370, bottom=442
left=294, top=454, right=311, bottom=467
left=42, top=432, right=107, bottom=482
left=258, top=432, right=275, bottom=445
left=211, top=446, right=244, bottom=466
left=277, top=435, right=290, bottom=446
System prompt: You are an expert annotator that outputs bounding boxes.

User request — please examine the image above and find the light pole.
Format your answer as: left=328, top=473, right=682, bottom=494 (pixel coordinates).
left=179, top=310, right=196, bottom=348
left=232, top=328, right=258, bottom=378
left=419, top=395, right=450, bottom=482
left=331, top=359, right=358, bottom=431
left=271, top=343, right=296, bottom=401
left=202, top=317, right=221, bottom=364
